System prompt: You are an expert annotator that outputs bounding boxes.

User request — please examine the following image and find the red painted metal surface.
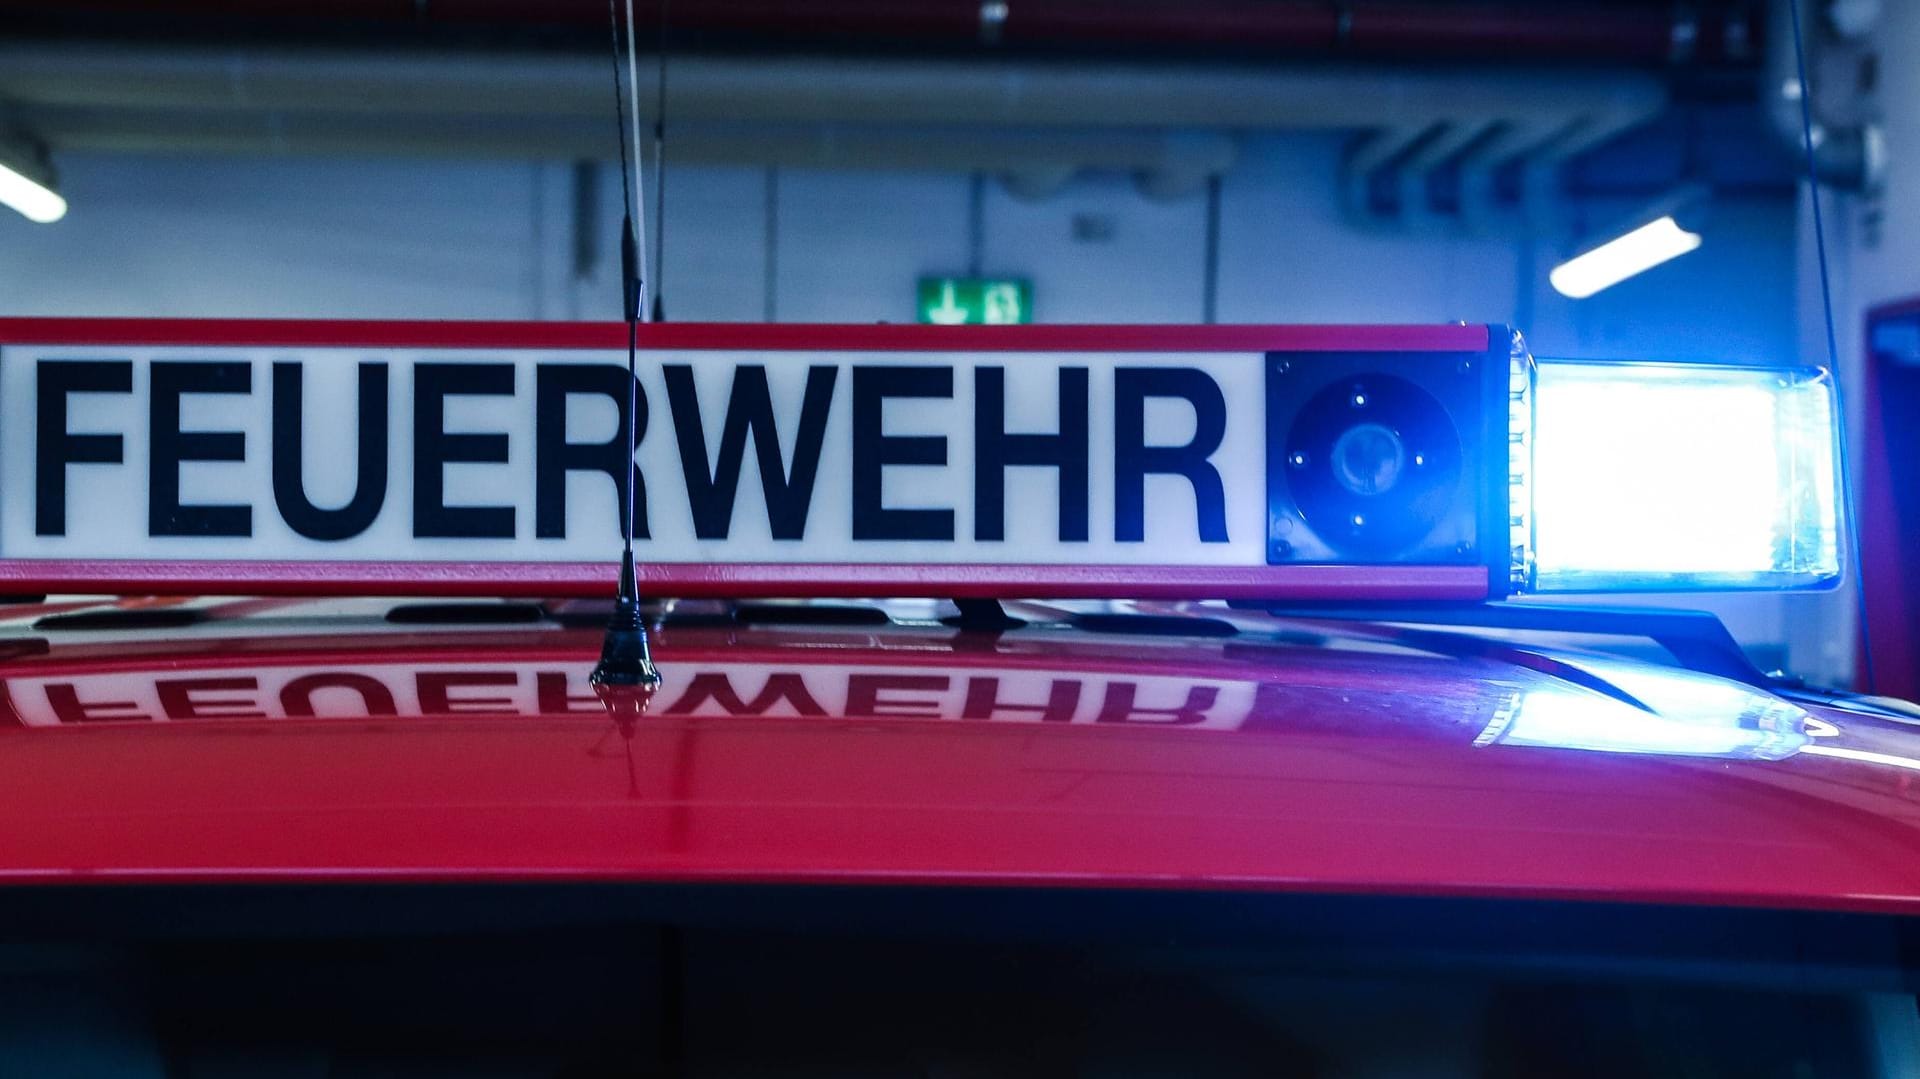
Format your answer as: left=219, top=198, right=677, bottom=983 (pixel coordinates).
left=0, top=600, right=1917, bottom=914
left=0, top=318, right=1488, bottom=353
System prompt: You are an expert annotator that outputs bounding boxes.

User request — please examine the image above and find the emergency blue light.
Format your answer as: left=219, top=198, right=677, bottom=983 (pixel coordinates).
left=1522, top=360, right=1843, bottom=593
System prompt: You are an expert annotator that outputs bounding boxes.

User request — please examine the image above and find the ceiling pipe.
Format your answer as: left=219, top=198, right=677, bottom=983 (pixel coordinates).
left=1341, top=126, right=1425, bottom=218
left=0, top=42, right=1661, bottom=214
left=28, top=112, right=1235, bottom=175
left=1454, top=120, right=1564, bottom=231
left=0, top=0, right=1759, bottom=66
left=1765, top=0, right=1881, bottom=190
left=0, top=46, right=1667, bottom=130
left=1339, top=96, right=1665, bottom=231
left=1390, top=120, right=1499, bottom=221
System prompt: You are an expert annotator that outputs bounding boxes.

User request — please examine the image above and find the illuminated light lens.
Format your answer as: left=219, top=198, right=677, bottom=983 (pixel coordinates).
left=1529, top=361, right=1841, bottom=592
left=1330, top=423, right=1405, bottom=495
left=0, top=160, right=65, bottom=224
left=1548, top=215, right=1700, bottom=299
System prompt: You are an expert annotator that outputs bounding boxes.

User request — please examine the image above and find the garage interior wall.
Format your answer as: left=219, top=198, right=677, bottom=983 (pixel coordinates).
left=1805, top=0, right=1920, bottom=686
left=0, top=137, right=1795, bottom=347
left=0, top=133, right=1810, bottom=671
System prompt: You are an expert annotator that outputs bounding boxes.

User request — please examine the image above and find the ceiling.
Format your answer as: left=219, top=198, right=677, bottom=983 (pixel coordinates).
left=0, top=0, right=1782, bottom=225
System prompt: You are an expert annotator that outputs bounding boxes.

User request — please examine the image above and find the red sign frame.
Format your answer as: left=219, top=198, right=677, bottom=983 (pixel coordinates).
left=0, top=319, right=1493, bottom=601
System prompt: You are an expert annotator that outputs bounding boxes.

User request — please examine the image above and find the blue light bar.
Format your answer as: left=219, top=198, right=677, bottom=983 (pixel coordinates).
left=1525, top=360, right=1842, bottom=593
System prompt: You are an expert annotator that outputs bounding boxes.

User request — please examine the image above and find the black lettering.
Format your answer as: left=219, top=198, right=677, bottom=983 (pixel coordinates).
left=150, top=361, right=253, bottom=537
left=42, top=683, right=147, bottom=724
left=1095, top=682, right=1219, bottom=725
left=272, top=362, right=389, bottom=541
left=974, top=366, right=1089, bottom=542
left=417, top=671, right=519, bottom=715
left=852, top=366, right=954, bottom=541
left=535, top=671, right=603, bottom=716
left=961, top=677, right=1080, bottom=721
left=845, top=674, right=949, bottom=718
left=414, top=363, right=515, bottom=539
left=534, top=363, right=648, bottom=540
left=281, top=672, right=398, bottom=718
left=661, top=672, right=827, bottom=717
left=1113, top=368, right=1229, bottom=543
left=665, top=364, right=836, bottom=540
left=156, top=677, right=266, bottom=720
left=36, top=360, right=131, bottom=537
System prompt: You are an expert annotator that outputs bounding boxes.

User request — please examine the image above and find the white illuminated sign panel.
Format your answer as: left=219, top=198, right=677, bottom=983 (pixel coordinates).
left=2, top=347, right=1266, bottom=567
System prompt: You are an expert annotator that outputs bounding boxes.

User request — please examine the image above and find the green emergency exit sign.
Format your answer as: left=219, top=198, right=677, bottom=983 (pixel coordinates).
left=917, top=277, right=1032, bottom=325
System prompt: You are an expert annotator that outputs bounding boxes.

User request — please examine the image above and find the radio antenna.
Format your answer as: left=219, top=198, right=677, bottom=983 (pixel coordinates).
left=592, top=0, right=661, bottom=695
left=651, top=0, right=669, bottom=322
left=1786, top=0, right=1875, bottom=693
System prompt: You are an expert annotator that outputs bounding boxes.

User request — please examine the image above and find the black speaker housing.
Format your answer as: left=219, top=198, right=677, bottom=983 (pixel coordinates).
left=1265, top=342, right=1510, bottom=577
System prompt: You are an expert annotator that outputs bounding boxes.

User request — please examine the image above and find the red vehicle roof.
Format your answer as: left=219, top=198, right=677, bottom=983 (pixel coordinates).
left=0, top=595, right=1915, bottom=915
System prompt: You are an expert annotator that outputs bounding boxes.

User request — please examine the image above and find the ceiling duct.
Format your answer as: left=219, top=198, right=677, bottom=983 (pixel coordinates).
left=0, top=43, right=1665, bottom=216
left=1764, top=0, right=1882, bottom=191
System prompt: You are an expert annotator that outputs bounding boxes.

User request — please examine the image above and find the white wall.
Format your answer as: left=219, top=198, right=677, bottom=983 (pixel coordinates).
left=0, top=136, right=1796, bottom=352
left=1843, top=1, right=1920, bottom=319
left=0, top=158, right=566, bottom=319
left=0, top=136, right=1809, bottom=663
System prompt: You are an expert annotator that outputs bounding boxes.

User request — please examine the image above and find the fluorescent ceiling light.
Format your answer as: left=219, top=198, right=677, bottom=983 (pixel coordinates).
left=0, top=154, right=66, bottom=224
left=1548, top=215, right=1701, bottom=299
